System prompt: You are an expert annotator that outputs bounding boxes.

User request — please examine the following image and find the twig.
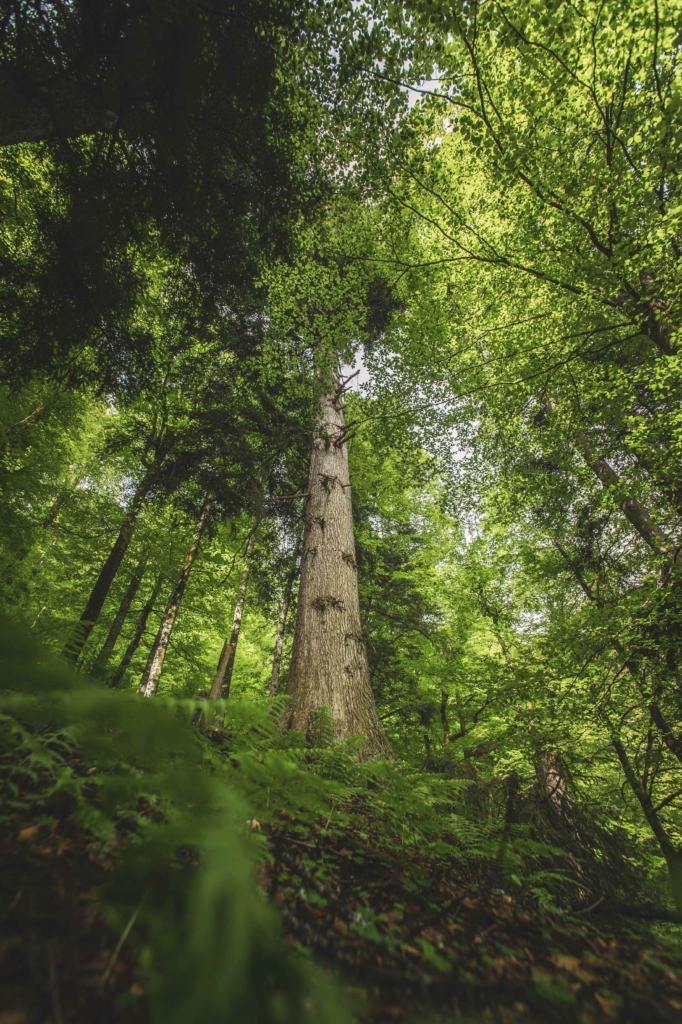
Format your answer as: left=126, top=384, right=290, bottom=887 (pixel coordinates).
left=99, top=896, right=145, bottom=989
left=572, top=895, right=604, bottom=915
left=47, top=941, right=64, bottom=1024
left=582, top=901, right=682, bottom=923
left=334, top=368, right=361, bottom=399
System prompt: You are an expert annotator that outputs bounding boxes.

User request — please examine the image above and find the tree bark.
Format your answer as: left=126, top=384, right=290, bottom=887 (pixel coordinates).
left=552, top=539, right=682, bottom=767
left=108, top=575, right=164, bottom=689
left=90, top=557, right=147, bottom=677
left=280, top=382, right=392, bottom=759
left=612, top=736, right=682, bottom=906
left=269, top=531, right=302, bottom=698
left=208, top=525, right=258, bottom=700
left=580, top=445, right=673, bottom=557
left=648, top=702, right=682, bottom=768
left=62, top=463, right=156, bottom=665
left=138, top=502, right=210, bottom=698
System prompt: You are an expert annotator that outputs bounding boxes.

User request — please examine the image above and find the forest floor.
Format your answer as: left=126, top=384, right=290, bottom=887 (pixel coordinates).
left=259, top=817, right=682, bottom=1024
left=3, top=801, right=682, bottom=1024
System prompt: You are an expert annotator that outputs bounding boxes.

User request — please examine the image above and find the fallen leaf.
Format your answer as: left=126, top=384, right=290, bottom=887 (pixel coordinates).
left=551, top=954, right=580, bottom=972
left=16, top=826, right=39, bottom=842
left=594, top=992, right=618, bottom=1017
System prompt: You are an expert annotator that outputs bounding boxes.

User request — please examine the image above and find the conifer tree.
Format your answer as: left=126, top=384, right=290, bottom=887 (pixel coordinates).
left=282, top=363, right=393, bottom=757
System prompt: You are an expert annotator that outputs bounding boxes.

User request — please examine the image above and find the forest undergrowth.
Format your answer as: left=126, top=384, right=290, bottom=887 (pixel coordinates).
left=3, top=624, right=682, bottom=1024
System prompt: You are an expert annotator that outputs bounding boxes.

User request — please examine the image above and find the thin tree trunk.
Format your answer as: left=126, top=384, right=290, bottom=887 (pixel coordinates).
left=648, top=703, right=682, bottom=768
left=477, top=586, right=517, bottom=669
left=109, top=575, right=164, bottom=689
left=90, top=557, right=147, bottom=677
left=269, top=531, right=302, bottom=698
left=612, top=736, right=682, bottom=907
left=552, top=539, right=682, bottom=767
left=579, top=444, right=673, bottom=558
left=138, top=502, right=210, bottom=697
left=209, top=525, right=258, bottom=700
left=280, top=379, right=392, bottom=760
left=62, top=462, right=157, bottom=664
left=42, top=488, right=70, bottom=529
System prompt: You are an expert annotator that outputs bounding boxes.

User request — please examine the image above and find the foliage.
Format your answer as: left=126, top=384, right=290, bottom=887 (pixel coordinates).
left=0, top=620, right=351, bottom=1024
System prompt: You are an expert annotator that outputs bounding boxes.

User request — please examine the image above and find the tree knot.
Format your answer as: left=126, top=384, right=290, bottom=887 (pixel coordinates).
left=344, top=630, right=364, bottom=644
left=311, top=595, right=344, bottom=613
left=318, top=473, right=339, bottom=492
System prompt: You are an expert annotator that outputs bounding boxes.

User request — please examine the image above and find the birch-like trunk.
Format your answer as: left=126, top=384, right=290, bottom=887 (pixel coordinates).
left=281, top=384, right=392, bottom=759
left=138, top=503, right=210, bottom=697
left=208, top=526, right=257, bottom=700
left=91, top=557, right=147, bottom=677
left=62, top=462, right=156, bottom=664
left=578, top=441, right=673, bottom=558
left=269, top=531, right=302, bottom=698
left=109, top=575, right=164, bottom=689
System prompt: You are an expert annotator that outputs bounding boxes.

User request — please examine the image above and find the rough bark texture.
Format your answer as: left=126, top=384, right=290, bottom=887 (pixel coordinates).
left=269, top=531, right=302, bottom=698
left=62, top=465, right=155, bottom=664
left=109, top=575, right=164, bottom=689
left=208, top=526, right=257, bottom=700
left=281, top=388, right=392, bottom=760
left=138, top=504, right=209, bottom=698
left=91, top=558, right=147, bottom=675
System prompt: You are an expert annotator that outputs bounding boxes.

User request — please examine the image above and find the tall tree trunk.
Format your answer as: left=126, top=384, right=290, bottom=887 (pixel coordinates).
left=90, top=557, right=147, bottom=677
left=138, top=503, right=210, bottom=698
left=209, top=525, right=258, bottom=700
left=269, top=531, right=302, bottom=698
left=109, top=575, right=164, bottom=689
left=62, top=462, right=157, bottom=665
left=280, top=382, right=392, bottom=759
